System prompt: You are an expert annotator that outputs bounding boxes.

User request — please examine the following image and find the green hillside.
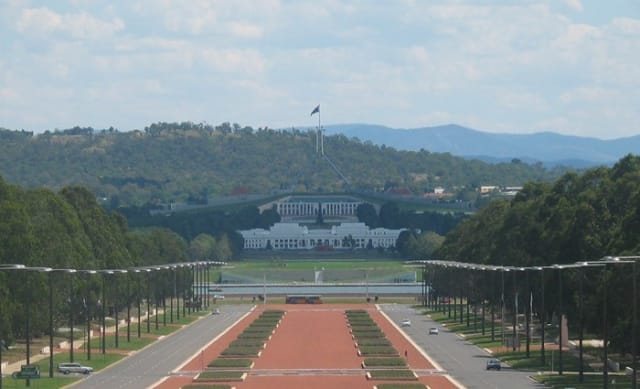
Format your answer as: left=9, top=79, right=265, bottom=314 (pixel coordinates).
left=0, top=122, right=568, bottom=207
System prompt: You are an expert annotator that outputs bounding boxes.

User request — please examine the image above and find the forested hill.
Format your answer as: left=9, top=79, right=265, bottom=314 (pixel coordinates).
left=0, top=122, right=568, bottom=206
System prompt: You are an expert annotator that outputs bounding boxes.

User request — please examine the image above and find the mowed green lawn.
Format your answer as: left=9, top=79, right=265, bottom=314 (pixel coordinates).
left=230, top=259, right=408, bottom=271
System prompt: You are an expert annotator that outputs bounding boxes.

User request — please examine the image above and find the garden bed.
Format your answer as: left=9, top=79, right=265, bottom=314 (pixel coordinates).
left=208, top=358, right=255, bottom=369
left=194, top=371, right=247, bottom=382
left=362, top=357, right=407, bottom=368
left=366, top=369, right=418, bottom=381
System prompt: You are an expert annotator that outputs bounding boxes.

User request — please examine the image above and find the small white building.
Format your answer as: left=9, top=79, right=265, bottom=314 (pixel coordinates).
left=240, top=222, right=405, bottom=251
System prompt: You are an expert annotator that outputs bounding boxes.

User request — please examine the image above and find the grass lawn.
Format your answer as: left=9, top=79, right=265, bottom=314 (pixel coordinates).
left=226, top=259, right=408, bottom=271
left=532, top=373, right=633, bottom=388
left=1, top=353, right=124, bottom=389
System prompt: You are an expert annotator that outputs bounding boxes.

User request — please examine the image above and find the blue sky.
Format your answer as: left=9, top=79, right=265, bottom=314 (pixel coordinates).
left=0, top=0, right=638, bottom=139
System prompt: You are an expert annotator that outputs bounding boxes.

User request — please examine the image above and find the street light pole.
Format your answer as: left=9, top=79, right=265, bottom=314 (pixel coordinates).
left=513, top=269, right=518, bottom=352
left=633, top=260, right=637, bottom=389
left=501, top=268, right=506, bottom=348
left=146, top=269, right=151, bottom=333
left=136, top=270, right=141, bottom=338
left=539, top=267, right=546, bottom=366
left=0, top=264, right=26, bottom=389
left=525, top=268, right=531, bottom=358
left=556, top=265, right=564, bottom=375
left=603, top=265, right=609, bottom=389
left=127, top=272, right=131, bottom=343
left=579, top=266, right=585, bottom=383
left=69, top=274, right=75, bottom=362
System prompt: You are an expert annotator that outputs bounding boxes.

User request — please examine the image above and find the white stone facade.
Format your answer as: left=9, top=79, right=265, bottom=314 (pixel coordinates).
left=261, top=195, right=363, bottom=222
left=240, top=222, right=404, bottom=251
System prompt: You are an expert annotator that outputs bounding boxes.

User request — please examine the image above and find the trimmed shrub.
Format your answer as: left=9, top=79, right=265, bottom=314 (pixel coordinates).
left=356, top=338, right=391, bottom=347
left=195, top=371, right=247, bottom=381
left=358, top=345, right=399, bottom=356
left=367, top=369, right=417, bottom=380
left=208, top=358, right=254, bottom=368
left=220, top=346, right=262, bottom=357
left=362, top=357, right=407, bottom=367
left=229, top=339, right=265, bottom=348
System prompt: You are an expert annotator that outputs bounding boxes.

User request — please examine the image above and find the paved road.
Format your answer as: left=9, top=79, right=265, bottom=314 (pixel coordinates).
left=69, top=306, right=252, bottom=389
left=380, top=304, right=545, bottom=389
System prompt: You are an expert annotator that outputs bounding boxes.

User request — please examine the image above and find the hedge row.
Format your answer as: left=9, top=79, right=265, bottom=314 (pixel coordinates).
left=367, top=369, right=418, bottom=380
left=199, top=309, right=285, bottom=384
left=363, top=357, right=407, bottom=367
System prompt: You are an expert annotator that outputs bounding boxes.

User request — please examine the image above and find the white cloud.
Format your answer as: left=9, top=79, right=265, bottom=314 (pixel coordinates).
left=560, top=87, right=617, bottom=104
left=611, top=17, right=640, bottom=35
left=565, top=0, right=584, bottom=12
left=1, top=0, right=639, bottom=139
left=16, top=7, right=124, bottom=40
left=228, top=22, right=263, bottom=39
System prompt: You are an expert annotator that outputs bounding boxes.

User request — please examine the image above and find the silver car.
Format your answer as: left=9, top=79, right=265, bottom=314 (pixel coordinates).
left=58, top=362, right=93, bottom=375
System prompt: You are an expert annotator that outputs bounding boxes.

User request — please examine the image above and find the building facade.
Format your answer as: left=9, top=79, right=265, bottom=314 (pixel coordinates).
left=240, top=222, right=404, bottom=251
left=260, top=195, right=363, bottom=222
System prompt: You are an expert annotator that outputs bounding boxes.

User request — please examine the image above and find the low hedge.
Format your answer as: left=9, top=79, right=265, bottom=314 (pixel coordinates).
left=363, top=357, right=407, bottom=367
left=350, top=326, right=381, bottom=333
left=241, top=327, right=273, bottom=333
left=208, top=358, right=254, bottom=368
left=367, top=369, right=417, bottom=380
left=229, top=339, right=265, bottom=348
left=220, top=346, right=262, bottom=357
left=260, top=310, right=284, bottom=317
left=238, top=332, right=272, bottom=338
left=352, top=331, right=385, bottom=339
left=348, top=320, right=376, bottom=326
left=356, top=338, right=391, bottom=346
left=195, top=371, right=247, bottom=381
left=358, top=345, right=399, bottom=356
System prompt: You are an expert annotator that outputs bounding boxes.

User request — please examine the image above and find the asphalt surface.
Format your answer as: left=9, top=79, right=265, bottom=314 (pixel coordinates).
left=68, top=306, right=252, bottom=389
left=380, top=304, right=546, bottom=389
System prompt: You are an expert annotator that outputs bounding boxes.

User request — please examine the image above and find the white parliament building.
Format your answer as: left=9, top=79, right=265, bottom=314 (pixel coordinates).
left=240, top=222, right=405, bottom=251
left=241, top=195, right=404, bottom=251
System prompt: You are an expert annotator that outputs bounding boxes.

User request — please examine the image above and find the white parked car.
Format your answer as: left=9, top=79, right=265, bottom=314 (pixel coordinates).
left=401, top=319, right=411, bottom=327
left=58, top=363, right=93, bottom=375
left=429, top=327, right=439, bottom=335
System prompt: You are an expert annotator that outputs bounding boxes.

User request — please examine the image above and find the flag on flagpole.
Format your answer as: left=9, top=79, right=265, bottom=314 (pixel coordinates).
left=310, top=105, right=320, bottom=116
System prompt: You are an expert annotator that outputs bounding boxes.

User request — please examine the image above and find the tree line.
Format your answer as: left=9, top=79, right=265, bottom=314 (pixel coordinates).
left=433, top=154, right=640, bottom=358
left=0, top=177, right=231, bottom=346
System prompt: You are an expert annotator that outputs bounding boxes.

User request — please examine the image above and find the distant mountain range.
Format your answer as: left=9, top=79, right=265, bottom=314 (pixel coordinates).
left=322, top=124, right=640, bottom=168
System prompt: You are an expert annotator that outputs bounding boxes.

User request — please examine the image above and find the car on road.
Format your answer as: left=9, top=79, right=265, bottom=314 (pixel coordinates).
left=401, top=319, right=411, bottom=327
left=58, top=362, right=93, bottom=375
left=486, top=359, right=501, bottom=371
left=428, top=327, right=439, bottom=335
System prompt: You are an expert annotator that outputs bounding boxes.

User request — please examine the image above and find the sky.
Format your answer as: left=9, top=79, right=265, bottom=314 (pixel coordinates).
left=0, top=0, right=639, bottom=139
